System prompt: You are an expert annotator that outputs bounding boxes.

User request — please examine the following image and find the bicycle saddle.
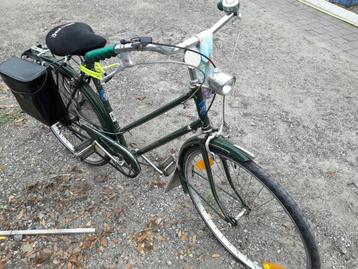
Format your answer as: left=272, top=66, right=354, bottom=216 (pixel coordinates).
left=46, top=22, right=106, bottom=57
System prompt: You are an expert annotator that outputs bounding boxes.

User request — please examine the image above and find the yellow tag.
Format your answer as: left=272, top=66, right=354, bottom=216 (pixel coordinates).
left=80, top=64, right=103, bottom=80
left=196, top=157, right=214, bottom=171
left=0, top=236, right=8, bottom=240
left=263, top=263, right=286, bottom=269
left=80, top=63, right=120, bottom=81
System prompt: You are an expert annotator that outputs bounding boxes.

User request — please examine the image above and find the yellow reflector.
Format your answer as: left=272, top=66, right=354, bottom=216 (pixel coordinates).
left=196, top=157, right=214, bottom=171
left=263, top=263, right=286, bottom=269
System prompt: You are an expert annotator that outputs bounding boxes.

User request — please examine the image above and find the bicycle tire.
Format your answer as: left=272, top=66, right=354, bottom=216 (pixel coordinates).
left=49, top=67, right=110, bottom=166
left=181, top=145, right=320, bottom=269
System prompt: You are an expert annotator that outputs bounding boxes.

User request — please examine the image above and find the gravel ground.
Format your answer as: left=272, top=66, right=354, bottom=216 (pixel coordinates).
left=0, top=0, right=357, bottom=269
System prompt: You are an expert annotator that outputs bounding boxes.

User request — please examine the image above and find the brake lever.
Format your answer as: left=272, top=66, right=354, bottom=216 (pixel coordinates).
left=102, top=52, right=135, bottom=83
left=120, top=37, right=153, bottom=49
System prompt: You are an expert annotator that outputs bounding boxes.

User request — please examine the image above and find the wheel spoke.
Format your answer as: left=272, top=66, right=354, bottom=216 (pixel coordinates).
left=251, top=197, right=276, bottom=211
left=193, top=170, right=243, bottom=204
left=249, top=185, right=264, bottom=207
left=186, top=180, right=225, bottom=220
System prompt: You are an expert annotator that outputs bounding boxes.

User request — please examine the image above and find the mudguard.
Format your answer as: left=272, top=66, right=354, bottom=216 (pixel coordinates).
left=176, top=135, right=253, bottom=193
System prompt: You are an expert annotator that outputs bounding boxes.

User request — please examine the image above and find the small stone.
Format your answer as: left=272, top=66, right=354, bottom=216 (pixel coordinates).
left=14, top=234, right=23, bottom=241
left=167, top=261, right=172, bottom=266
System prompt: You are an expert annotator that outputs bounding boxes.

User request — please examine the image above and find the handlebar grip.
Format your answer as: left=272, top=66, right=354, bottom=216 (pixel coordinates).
left=85, top=44, right=117, bottom=64
left=217, top=0, right=224, bottom=11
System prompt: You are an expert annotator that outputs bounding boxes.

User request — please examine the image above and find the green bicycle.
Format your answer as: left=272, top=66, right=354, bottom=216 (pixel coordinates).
left=0, top=1, right=320, bottom=268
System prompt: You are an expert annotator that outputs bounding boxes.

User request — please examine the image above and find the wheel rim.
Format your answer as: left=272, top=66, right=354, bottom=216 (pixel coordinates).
left=184, top=149, right=312, bottom=269
left=51, top=72, right=108, bottom=165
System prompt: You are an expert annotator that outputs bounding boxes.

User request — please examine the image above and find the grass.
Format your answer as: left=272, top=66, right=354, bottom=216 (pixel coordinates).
left=0, top=108, right=25, bottom=125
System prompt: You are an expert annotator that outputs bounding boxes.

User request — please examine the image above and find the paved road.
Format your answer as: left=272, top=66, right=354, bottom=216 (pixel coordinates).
left=253, top=0, right=358, bottom=62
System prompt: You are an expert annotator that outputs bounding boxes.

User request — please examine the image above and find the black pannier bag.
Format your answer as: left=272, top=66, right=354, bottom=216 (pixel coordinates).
left=0, top=56, right=67, bottom=126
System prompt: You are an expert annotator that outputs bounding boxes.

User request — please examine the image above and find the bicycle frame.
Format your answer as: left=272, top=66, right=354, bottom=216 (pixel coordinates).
left=33, top=52, right=212, bottom=159
left=90, top=68, right=212, bottom=157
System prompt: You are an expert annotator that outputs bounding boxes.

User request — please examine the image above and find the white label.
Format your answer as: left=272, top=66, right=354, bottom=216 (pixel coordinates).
left=109, top=112, right=117, bottom=122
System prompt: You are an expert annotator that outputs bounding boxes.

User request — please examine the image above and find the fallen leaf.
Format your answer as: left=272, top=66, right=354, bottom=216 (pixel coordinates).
left=104, top=223, right=114, bottom=233
left=136, top=96, right=146, bottom=101
left=16, top=209, right=26, bottom=220
left=180, top=231, right=189, bottom=241
left=81, top=235, right=97, bottom=249
left=101, top=187, right=117, bottom=200
left=98, top=234, right=108, bottom=247
left=114, top=207, right=124, bottom=218
left=212, top=253, right=221, bottom=258
left=156, top=234, right=165, bottom=241
left=94, top=174, right=108, bottom=183
left=33, top=253, right=46, bottom=265
left=133, top=228, right=153, bottom=255
left=69, top=165, right=84, bottom=174
left=14, top=117, right=25, bottom=126
left=326, top=171, right=337, bottom=177
left=0, top=262, right=6, bottom=269
left=125, top=262, right=133, bottom=269
left=149, top=179, right=166, bottom=189
left=69, top=256, right=81, bottom=268
left=0, top=104, right=14, bottom=109
left=129, top=143, right=138, bottom=148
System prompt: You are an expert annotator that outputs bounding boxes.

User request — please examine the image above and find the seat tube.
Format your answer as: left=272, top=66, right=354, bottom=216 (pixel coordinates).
left=93, top=79, right=127, bottom=146
left=189, top=68, right=211, bottom=130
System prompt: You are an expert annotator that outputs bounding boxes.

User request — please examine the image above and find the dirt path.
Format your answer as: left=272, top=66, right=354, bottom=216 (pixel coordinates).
left=0, top=0, right=357, bottom=268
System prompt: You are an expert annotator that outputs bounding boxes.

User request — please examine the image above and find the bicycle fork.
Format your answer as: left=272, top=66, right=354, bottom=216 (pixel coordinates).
left=200, top=141, right=251, bottom=226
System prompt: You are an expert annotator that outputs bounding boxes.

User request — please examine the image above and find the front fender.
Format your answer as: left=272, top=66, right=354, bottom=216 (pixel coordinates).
left=177, top=135, right=253, bottom=193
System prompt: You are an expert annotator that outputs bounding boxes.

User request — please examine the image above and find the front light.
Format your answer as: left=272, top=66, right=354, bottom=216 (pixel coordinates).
left=208, top=69, right=236, bottom=96
left=222, top=0, right=240, bottom=14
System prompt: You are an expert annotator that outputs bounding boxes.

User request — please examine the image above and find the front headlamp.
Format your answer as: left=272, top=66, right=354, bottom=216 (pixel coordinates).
left=208, top=69, right=236, bottom=96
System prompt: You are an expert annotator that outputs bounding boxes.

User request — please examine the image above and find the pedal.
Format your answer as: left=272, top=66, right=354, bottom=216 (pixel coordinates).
left=74, top=139, right=96, bottom=160
left=158, top=156, right=176, bottom=177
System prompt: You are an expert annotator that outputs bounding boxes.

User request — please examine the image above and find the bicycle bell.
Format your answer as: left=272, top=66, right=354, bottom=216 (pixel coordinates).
left=208, top=69, right=236, bottom=96
left=222, top=0, right=240, bottom=13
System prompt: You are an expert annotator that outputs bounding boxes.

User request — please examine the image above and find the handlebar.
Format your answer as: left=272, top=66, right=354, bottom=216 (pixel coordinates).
left=84, top=4, right=239, bottom=65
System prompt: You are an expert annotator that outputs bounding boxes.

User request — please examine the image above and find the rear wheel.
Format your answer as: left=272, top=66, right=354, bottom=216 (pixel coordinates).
left=50, top=69, right=109, bottom=166
left=182, top=146, right=320, bottom=269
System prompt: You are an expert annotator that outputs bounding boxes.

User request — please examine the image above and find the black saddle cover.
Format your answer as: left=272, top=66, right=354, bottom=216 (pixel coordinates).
left=46, top=22, right=106, bottom=56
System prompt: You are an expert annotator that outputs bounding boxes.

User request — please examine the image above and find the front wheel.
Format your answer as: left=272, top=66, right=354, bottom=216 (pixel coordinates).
left=181, top=145, right=320, bottom=269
